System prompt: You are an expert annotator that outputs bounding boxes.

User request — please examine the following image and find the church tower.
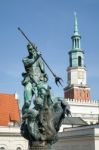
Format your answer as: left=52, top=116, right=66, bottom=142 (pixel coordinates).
left=64, top=13, right=91, bottom=101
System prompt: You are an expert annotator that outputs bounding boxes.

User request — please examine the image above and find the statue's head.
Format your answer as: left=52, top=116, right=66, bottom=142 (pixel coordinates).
left=27, top=43, right=37, bottom=56
left=27, top=43, right=33, bottom=50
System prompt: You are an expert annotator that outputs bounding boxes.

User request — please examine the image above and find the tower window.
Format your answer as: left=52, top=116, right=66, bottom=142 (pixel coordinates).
left=78, top=56, right=82, bottom=66
left=75, top=39, right=76, bottom=48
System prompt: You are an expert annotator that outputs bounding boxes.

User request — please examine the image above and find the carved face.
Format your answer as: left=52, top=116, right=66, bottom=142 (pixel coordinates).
left=27, top=47, right=36, bottom=57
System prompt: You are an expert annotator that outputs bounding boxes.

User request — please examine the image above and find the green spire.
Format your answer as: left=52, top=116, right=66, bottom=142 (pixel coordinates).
left=71, top=12, right=81, bottom=50
left=74, top=12, right=79, bottom=35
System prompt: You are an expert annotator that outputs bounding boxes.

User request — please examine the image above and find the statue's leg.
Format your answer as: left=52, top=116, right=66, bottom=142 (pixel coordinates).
left=21, top=82, right=32, bottom=115
left=24, top=82, right=33, bottom=103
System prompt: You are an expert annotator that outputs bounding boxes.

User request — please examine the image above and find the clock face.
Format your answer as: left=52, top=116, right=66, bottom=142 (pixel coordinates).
left=78, top=71, right=84, bottom=79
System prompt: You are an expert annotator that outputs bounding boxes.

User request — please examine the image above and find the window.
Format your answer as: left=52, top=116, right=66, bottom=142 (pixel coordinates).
left=0, top=147, right=5, bottom=150
left=78, top=56, right=82, bottom=66
left=16, top=147, right=22, bottom=150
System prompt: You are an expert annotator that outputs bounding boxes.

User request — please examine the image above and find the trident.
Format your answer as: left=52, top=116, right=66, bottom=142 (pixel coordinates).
left=18, top=27, right=63, bottom=87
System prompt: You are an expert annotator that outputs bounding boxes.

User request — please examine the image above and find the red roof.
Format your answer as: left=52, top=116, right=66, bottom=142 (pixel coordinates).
left=0, top=93, right=20, bottom=126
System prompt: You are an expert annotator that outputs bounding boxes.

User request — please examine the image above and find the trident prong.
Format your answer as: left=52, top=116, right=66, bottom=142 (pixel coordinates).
left=54, top=75, right=63, bottom=87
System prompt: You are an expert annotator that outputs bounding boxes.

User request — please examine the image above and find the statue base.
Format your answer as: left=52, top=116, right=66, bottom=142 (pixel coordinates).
left=29, top=141, right=49, bottom=150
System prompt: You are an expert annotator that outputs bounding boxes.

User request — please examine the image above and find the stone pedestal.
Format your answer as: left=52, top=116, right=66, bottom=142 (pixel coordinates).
left=29, top=141, right=49, bottom=150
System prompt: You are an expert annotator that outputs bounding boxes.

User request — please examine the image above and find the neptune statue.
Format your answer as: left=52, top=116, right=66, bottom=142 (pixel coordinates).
left=18, top=27, right=71, bottom=150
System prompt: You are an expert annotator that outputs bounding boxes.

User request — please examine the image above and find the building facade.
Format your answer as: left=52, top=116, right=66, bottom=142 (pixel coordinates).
left=0, top=93, right=28, bottom=150
left=0, top=126, right=28, bottom=150
left=63, top=14, right=99, bottom=125
left=66, top=99, right=99, bottom=124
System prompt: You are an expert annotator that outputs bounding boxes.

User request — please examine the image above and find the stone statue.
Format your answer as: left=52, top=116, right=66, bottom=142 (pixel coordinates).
left=22, top=43, right=48, bottom=104
left=18, top=27, right=71, bottom=150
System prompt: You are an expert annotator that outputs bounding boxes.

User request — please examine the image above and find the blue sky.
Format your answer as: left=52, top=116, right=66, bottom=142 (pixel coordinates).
left=0, top=0, right=99, bottom=107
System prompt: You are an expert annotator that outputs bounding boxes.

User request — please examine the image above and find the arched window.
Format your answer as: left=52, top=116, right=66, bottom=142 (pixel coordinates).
left=78, top=56, right=82, bottom=66
left=0, top=147, right=5, bottom=150
left=16, top=147, right=22, bottom=150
